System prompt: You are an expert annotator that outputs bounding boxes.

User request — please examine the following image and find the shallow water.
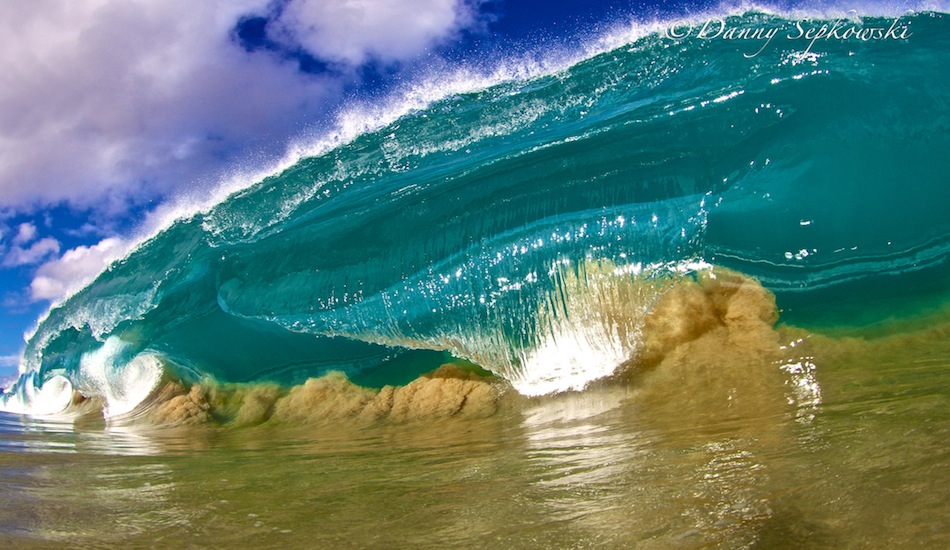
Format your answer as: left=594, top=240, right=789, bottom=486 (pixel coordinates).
left=2, top=316, right=948, bottom=549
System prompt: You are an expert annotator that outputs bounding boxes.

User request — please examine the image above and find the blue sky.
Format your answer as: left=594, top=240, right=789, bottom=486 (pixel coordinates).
left=0, top=0, right=925, bottom=380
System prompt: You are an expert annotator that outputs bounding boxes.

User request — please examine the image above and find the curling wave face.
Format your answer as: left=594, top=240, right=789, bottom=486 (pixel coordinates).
left=3, top=9, right=949, bottom=416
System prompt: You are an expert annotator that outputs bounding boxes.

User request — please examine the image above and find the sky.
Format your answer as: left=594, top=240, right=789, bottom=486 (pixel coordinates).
left=0, top=0, right=923, bottom=380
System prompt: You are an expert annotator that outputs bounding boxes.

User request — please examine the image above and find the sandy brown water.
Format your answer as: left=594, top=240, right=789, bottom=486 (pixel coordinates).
left=2, top=317, right=949, bottom=549
left=2, top=273, right=949, bottom=548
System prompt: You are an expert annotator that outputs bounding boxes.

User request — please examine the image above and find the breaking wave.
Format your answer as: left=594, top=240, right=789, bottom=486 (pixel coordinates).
left=3, top=7, right=949, bottom=418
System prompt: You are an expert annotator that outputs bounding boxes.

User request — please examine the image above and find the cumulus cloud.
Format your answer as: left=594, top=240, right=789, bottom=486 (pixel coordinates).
left=12, top=223, right=38, bottom=245
left=0, top=1, right=329, bottom=212
left=29, top=237, right=129, bottom=302
left=3, top=237, right=61, bottom=267
left=2, top=223, right=61, bottom=267
left=273, top=0, right=482, bottom=65
left=0, top=0, right=486, bottom=216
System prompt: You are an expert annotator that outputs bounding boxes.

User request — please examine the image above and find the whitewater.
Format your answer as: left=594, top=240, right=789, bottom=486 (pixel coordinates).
left=2, top=5, right=949, bottom=421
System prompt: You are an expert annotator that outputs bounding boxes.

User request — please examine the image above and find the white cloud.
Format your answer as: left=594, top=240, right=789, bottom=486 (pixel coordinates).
left=12, top=223, right=37, bottom=245
left=29, top=237, right=128, bottom=302
left=274, top=0, right=480, bottom=65
left=0, top=222, right=46, bottom=267
left=3, top=237, right=60, bottom=267
left=0, top=356, right=19, bottom=388
left=0, top=1, right=337, bottom=212
left=0, top=0, right=487, bottom=217
left=65, top=223, right=110, bottom=238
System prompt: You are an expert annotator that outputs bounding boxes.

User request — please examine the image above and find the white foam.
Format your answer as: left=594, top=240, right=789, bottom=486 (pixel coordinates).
left=511, top=322, right=630, bottom=396
left=0, top=342, right=164, bottom=419
left=0, top=373, right=73, bottom=416
left=77, top=337, right=165, bottom=418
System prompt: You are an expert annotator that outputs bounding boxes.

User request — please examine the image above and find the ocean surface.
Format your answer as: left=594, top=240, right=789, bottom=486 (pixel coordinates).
left=2, top=7, right=949, bottom=548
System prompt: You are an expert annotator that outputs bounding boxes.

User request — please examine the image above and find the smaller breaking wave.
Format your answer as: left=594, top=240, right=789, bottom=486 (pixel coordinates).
left=0, top=268, right=817, bottom=429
